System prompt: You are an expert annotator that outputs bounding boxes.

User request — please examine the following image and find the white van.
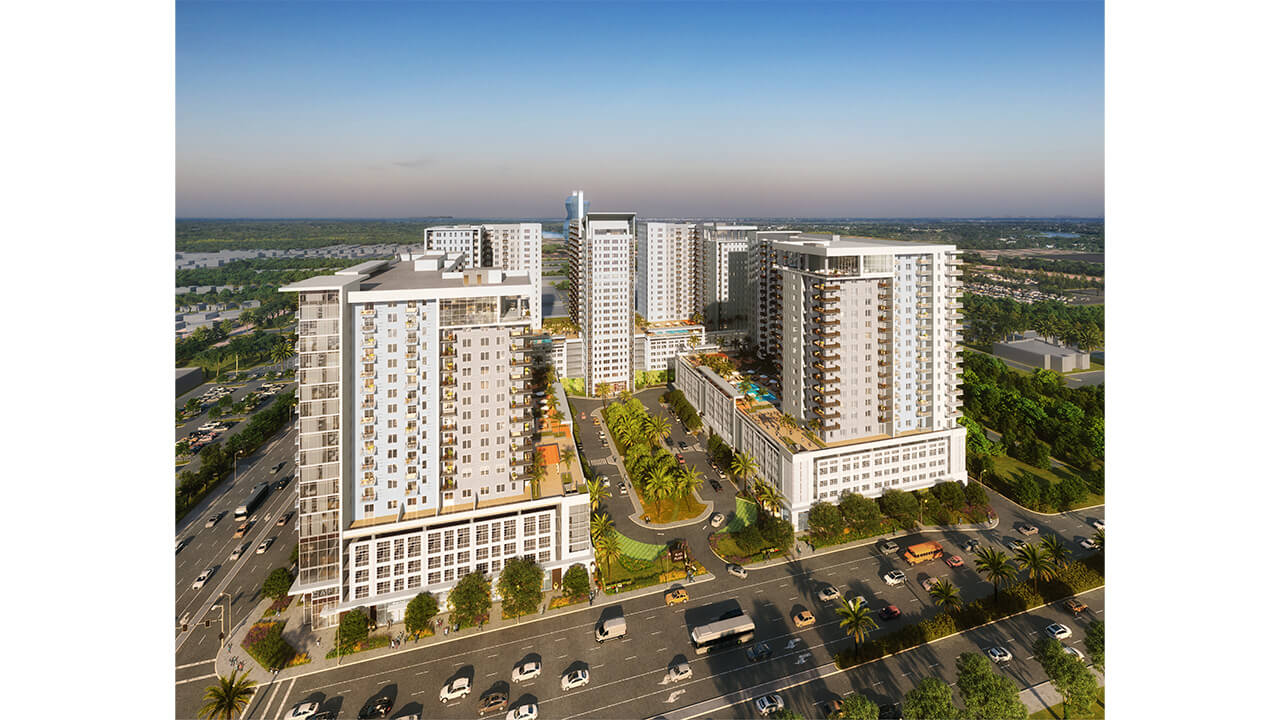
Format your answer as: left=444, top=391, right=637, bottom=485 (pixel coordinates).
left=595, top=616, right=627, bottom=642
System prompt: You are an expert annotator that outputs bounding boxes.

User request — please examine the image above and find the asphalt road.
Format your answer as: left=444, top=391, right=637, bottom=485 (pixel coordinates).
left=175, top=371, right=296, bottom=479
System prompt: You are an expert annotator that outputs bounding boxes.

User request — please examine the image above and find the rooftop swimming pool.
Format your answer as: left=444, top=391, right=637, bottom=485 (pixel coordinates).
left=741, top=380, right=778, bottom=404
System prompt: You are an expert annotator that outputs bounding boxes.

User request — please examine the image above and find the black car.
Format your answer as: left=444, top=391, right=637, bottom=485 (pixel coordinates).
left=878, top=702, right=903, bottom=719
left=357, top=696, right=393, bottom=718
left=311, top=713, right=337, bottom=720
left=746, top=641, right=773, bottom=663
left=274, top=475, right=292, bottom=490
left=678, top=441, right=688, bottom=449
left=709, top=478, right=722, bottom=492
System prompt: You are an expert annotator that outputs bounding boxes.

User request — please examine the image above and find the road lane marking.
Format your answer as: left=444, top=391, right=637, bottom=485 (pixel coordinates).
left=175, top=672, right=218, bottom=685
left=176, top=659, right=215, bottom=669
left=788, top=596, right=798, bottom=601
left=488, top=653, right=498, bottom=658
left=557, top=654, right=568, bottom=658
left=555, top=637, right=566, bottom=642
left=650, top=630, right=662, bottom=635
left=271, top=677, right=297, bottom=720
left=656, top=647, right=668, bottom=652
left=261, top=675, right=285, bottom=717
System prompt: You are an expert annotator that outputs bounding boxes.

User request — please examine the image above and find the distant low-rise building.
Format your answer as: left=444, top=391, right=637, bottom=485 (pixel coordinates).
left=992, top=332, right=1091, bottom=372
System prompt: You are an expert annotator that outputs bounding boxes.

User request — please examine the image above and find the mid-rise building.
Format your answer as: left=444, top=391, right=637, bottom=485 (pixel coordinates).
left=424, top=223, right=543, bottom=328
left=566, top=202, right=636, bottom=396
left=697, top=223, right=755, bottom=331
left=749, top=230, right=803, bottom=358
left=636, top=222, right=698, bottom=323
left=424, top=225, right=485, bottom=268
left=280, top=252, right=591, bottom=628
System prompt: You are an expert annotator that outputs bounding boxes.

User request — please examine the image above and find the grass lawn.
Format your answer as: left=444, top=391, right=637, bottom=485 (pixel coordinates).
left=636, top=493, right=706, bottom=524
left=611, top=530, right=667, bottom=561
left=1029, top=686, right=1104, bottom=719
left=989, top=454, right=1105, bottom=510
left=720, top=497, right=759, bottom=534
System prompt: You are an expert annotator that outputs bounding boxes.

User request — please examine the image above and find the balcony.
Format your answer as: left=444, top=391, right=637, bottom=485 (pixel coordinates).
left=406, top=467, right=418, bottom=480
left=818, top=385, right=839, bottom=396
left=441, top=462, right=456, bottom=476
left=361, top=322, right=375, bottom=333
left=441, top=448, right=457, bottom=461
left=406, top=406, right=418, bottom=417
left=510, top=398, right=530, bottom=409
left=442, top=331, right=456, bottom=343
left=359, top=369, right=375, bottom=379
left=815, top=327, right=839, bottom=338
left=511, top=353, right=530, bottom=366
left=813, top=406, right=840, bottom=419
left=441, top=373, right=456, bottom=387
left=814, top=339, right=840, bottom=350
left=815, top=316, right=839, bottom=326
left=440, top=345, right=456, bottom=357
left=406, top=436, right=418, bottom=449
left=814, top=282, right=838, bottom=292
left=362, top=337, right=377, bottom=348
left=441, top=390, right=457, bottom=403
left=816, top=395, right=839, bottom=408
left=361, top=427, right=375, bottom=440
left=361, top=352, right=376, bottom=363
left=815, top=305, right=839, bottom=315
left=360, top=489, right=376, bottom=502
left=511, top=422, right=532, bottom=436
left=821, top=420, right=841, bottom=431
left=361, top=307, right=375, bottom=317
left=814, top=360, right=840, bottom=373
left=441, top=403, right=456, bottom=416
left=361, top=460, right=376, bottom=472
left=441, top=433, right=457, bottom=446
left=510, top=368, right=530, bottom=381
left=511, top=468, right=533, bottom=483
left=405, top=318, right=418, bottom=330
left=362, top=397, right=376, bottom=409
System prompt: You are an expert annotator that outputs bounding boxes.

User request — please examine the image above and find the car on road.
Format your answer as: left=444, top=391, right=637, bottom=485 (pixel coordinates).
left=1016, top=523, right=1039, bottom=536
left=945, top=555, right=965, bottom=568
left=754, top=693, right=784, bottom=716
left=963, top=538, right=981, bottom=553
left=477, top=692, right=508, bottom=716
left=511, top=659, right=541, bottom=683
left=205, top=514, right=221, bottom=528
left=879, top=605, right=901, bottom=620
left=176, top=538, right=189, bottom=554
left=709, top=512, right=725, bottom=528
left=439, top=676, right=471, bottom=703
left=675, top=453, right=685, bottom=464
left=678, top=441, right=688, bottom=449
left=817, top=584, right=841, bottom=602
left=986, top=646, right=1013, bottom=663
left=1045, top=623, right=1073, bottom=640
left=746, top=641, right=773, bottom=663
left=922, top=576, right=940, bottom=592
left=709, top=478, right=722, bottom=492
left=665, top=589, right=689, bottom=606
left=234, top=521, right=252, bottom=538
left=277, top=511, right=292, bottom=527
left=274, top=476, right=291, bottom=490
left=1063, top=646, right=1086, bottom=662
left=666, top=661, right=693, bottom=683
left=256, top=538, right=273, bottom=554
left=287, top=701, right=320, bottom=719
left=357, top=695, right=392, bottom=718
left=818, top=698, right=843, bottom=718
left=619, top=482, right=628, bottom=495
left=192, top=568, right=213, bottom=590
left=505, top=703, right=538, bottom=720
left=271, top=461, right=286, bottom=473
left=1008, top=539, right=1029, bottom=552
left=883, top=570, right=906, bottom=586
left=597, top=476, right=609, bottom=487
left=561, top=667, right=590, bottom=690
left=1092, top=519, right=1105, bottom=531
left=1080, top=537, right=1099, bottom=550
left=728, top=564, right=748, bottom=579
left=793, top=609, right=815, bottom=628
left=310, top=712, right=337, bottom=720
left=1064, top=598, right=1088, bottom=614
left=877, top=539, right=899, bottom=554
left=229, top=543, right=249, bottom=561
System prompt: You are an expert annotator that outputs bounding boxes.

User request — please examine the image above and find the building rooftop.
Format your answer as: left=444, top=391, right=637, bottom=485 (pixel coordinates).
left=776, top=233, right=958, bottom=254
left=995, top=333, right=1086, bottom=358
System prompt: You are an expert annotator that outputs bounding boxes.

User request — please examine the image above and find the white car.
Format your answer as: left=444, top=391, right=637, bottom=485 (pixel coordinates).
left=666, top=661, right=692, bottom=683
left=511, top=660, right=541, bottom=683
left=850, top=595, right=869, bottom=609
left=1008, top=539, right=1029, bottom=552
left=1092, top=519, right=1105, bottom=531
left=506, top=703, right=538, bottom=720
left=256, top=538, right=273, bottom=554
left=440, top=676, right=471, bottom=702
left=229, top=543, right=249, bottom=561
left=1063, top=646, right=1086, bottom=662
left=560, top=668, right=589, bottom=690
left=599, top=476, right=609, bottom=487
left=1079, top=537, right=1099, bottom=550
left=709, top=512, right=726, bottom=528
left=192, top=568, right=213, bottom=590
left=922, top=577, right=940, bottom=592
left=817, top=584, right=840, bottom=602
left=728, top=564, right=748, bottom=579
left=986, top=646, right=1013, bottom=663
left=883, top=570, right=906, bottom=586
left=287, top=701, right=320, bottom=719
left=205, top=515, right=220, bottom=528
left=755, top=693, right=784, bottom=716
left=1045, top=623, right=1073, bottom=640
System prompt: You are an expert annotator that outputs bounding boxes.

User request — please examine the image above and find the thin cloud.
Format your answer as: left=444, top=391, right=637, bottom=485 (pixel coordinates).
left=392, top=156, right=435, bottom=169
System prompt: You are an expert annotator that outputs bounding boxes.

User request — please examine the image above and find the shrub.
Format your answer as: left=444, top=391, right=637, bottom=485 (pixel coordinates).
left=731, top=524, right=764, bottom=554
left=241, top=621, right=294, bottom=671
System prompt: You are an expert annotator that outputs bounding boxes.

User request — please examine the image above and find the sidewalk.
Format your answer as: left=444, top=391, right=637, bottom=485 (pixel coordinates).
left=1018, top=667, right=1105, bottom=716
left=215, top=568, right=720, bottom=687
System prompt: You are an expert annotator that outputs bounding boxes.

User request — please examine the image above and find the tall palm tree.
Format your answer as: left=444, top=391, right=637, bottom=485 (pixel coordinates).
left=645, top=414, right=672, bottom=450
left=835, top=596, right=879, bottom=659
left=590, top=512, right=614, bottom=544
left=674, top=465, right=705, bottom=509
left=652, top=470, right=677, bottom=517
left=595, top=531, right=623, bottom=578
left=730, top=451, right=759, bottom=495
left=1015, top=544, right=1058, bottom=593
left=1039, top=534, right=1071, bottom=569
left=199, top=670, right=257, bottom=720
left=585, top=476, right=611, bottom=511
left=754, top=481, right=784, bottom=518
left=269, top=339, right=293, bottom=369
left=929, top=579, right=963, bottom=615
left=974, top=547, right=1019, bottom=604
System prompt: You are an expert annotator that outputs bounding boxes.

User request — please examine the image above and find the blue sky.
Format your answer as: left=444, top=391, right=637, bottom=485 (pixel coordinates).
left=176, top=1, right=1103, bottom=218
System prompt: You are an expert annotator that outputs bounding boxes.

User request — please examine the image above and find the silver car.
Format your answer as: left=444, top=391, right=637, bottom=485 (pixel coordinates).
left=728, top=564, right=748, bottom=579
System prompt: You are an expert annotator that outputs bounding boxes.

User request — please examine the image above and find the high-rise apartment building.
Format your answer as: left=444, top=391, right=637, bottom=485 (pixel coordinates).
left=749, top=230, right=802, bottom=358
left=425, top=223, right=543, bottom=328
left=636, top=221, right=697, bottom=323
left=563, top=191, right=588, bottom=323
left=566, top=203, right=636, bottom=396
left=697, top=223, right=755, bottom=331
left=281, top=251, right=591, bottom=628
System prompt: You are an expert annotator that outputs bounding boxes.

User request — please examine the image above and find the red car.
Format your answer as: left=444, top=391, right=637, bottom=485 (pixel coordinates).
left=945, top=555, right=965, bottom=568
left=879, top=605, right=901, bottom=620
left=676, top=453, right=686, bottom=464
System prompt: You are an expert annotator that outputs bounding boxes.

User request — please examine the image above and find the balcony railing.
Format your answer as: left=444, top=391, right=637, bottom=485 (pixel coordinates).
left=441, top=403, right=456, bottom=416
left=361, top=307, right=375, bottom=317
left=441, top=433, right=456, bottom=445
left=441, top=462, right=456, bottom=476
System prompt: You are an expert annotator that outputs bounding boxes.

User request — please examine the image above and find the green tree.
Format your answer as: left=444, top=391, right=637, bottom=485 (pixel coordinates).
left=448, top=571, right=493, bottom=626
left=839, top=492, right=883, bottom=534
left=755, top=480, right=784, bottom=517
left=903, top=676, right=960, bottom=720
left=644, top=414, right=672, bottom=449
left=199, top=670, right=257, bottom=720
left=729, top=450, right=759, bottom=494
left=880, top=489, right=920, bottom=529
left=1033, top=637, right=1098, bottom=720
left=1039, top=534, right=1072, bottom=569
left=590, top=512, right=614, bottom=544
left=807, top=500, right=845, bottom=540
left=1084, top=620, right=1104, bottom=670
left=954, top=652, right=1028, bottom=720
left=770, top=710, right=803, bottom=720
left=562, top=563, right=591, bottom=600
left=270, top=339, right=293, bottom=368
left=585, top=476, right=611, bottom=511
left=336, top=608, right=370, bottom=655
left=1090, top=528, right=1104, bottom=552
left=185, top=397, right=201, bottom=414
left=595, top=531, right=623, bottom=579
left=404, top=592, right=439, bottom=638
left=261, top=567, right=293, bottom=602
left=833, top=692, right=879, bottom=720
left=498, top=556, right=544, bottom=619
left=1015, top=544, right=1058, bottom=593
left=674, top=465, right=705, bottom=507
left=934, top=481, right=966, bottom=511
left=974, top=547, right=1019, bottom=604
left=964, top=481, right=988, bottom=508
left=252, top=624, right=294, bottom=671
left=929, top=578, right=963, bottom=615
left=835, top=596, right=879, bottom=659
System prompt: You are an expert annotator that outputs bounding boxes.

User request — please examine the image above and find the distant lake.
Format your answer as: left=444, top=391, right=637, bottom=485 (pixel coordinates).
left=1038, top=232, right=1081, bottom=238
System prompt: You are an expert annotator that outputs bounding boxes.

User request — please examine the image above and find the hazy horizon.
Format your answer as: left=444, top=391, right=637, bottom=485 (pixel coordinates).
left=177, top=1, right=1103, bottom=218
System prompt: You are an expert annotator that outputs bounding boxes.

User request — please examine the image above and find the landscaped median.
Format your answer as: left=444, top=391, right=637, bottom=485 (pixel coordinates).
left=596, top=529, right=707, bottom=595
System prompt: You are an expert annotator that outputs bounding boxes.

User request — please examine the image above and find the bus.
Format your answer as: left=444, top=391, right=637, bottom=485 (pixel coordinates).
left=234, top=482, right=269, bottom=521
left=690, top=614, right=755, bottom=654
left=903, top=541, right=945, bottom=565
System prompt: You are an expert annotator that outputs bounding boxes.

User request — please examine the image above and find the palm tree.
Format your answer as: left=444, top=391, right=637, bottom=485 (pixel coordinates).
left=674, top=465, right=705, bottom=509
left=199, top=670, right=257, bottom=720
left=928, top=579, right=963, bottom=614
left=754, top=481, right=784, bottom=518
left=730, top=451, right=759, bottom=495
left=835, top=596, right=879, bottom=659
left=1015, top=544, right=1058, bottom=593
left=269, top=339, right=293, bottom=369
left=585, top=476, right=611, bottom=511
left=974, top=547, right=1019, bottom=604
left=595, top=531, right=623, bottom=579
left=1039, top=534, right=1071, bottom=569
left=645, top=414, right=672, bottom=449
left=590, top=512, right=614, bottom=544
left=1091, top=528, right=1104, bottom=552
left=652, top=469, right=677, bottom=517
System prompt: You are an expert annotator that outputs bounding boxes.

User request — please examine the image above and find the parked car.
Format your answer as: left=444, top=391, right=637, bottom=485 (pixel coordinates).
left=665, top=589, right=690, bottom=606
left=877, top=539, right=899, bottom=554
left=883, top=570, right=906, bottom=586
left=176, top=538, right=189, bottom=554
left=1008, top=539, right=1029, bottom=552
left=675, top=453, right=685, bottom=464
left=755, top=693, right=784, bottom=717
left=619, top=482, right=628, bottom=495
left=357, top=695, right=392, bottom=718
left=945, top=555, right=965, bottom=568
left=287, top=701, right=320, bottom=719
left=963, top=538, right=981, bottom=553
left=1016, top=523, right=1039, bottom=536
left=477, top=692, right=508, bottom=716
left=1063, top=646, right=1086, bottom=662
left=560, top=668, right=590, bottom=690
left=1092, top=519, right=1105, bottom=531
left=439, top=676, right=471, bottom=703
left=728, top=564, right=748, bottom=579
left=986, top=646, right=1013, bottom=663
left=709, top=478, right=722, bottom=492
left=192, top=568, right=213, bottom=590
left=1045, top=623, right=1073, bottom=640
left=746, top=641, right=773, bottom=663
left=793, top=609, right=815, bottom=628
left=1064, top=598, right=1088, bottom=614
left=666, top=661, right=693, bottom=683
left=922, top=576, right=940, bottom=592
left=709, top=512, right=725, bottom=528
left=817, top=584, right=841, bottom=602
left=505, top=704, right=538, bottom=720
left=817, top=698, right=843, bottom=719
left=879, top=605, right=901, bottom=620
left=1080, top=537, right=1099, bottom=550
left=512, top=660, right=542, bottom=683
